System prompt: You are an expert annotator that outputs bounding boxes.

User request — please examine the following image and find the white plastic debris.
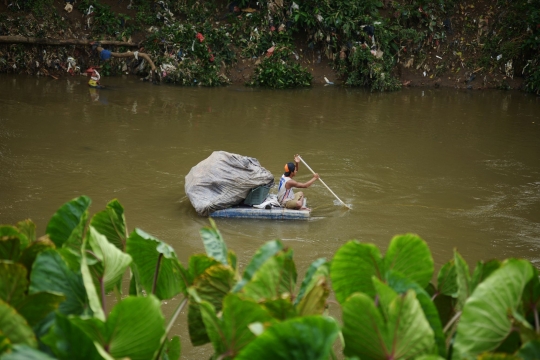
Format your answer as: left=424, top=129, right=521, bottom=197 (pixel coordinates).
left=496, top=54, right=502, bottom=61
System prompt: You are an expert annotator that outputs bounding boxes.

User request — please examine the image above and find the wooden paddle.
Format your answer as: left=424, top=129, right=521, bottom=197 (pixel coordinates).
left=298, top=156, right=351, bottom=209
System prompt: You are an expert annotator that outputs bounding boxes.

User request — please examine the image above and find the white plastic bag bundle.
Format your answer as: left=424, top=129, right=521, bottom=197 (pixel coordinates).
left=185, top=151, right=274, bottom=216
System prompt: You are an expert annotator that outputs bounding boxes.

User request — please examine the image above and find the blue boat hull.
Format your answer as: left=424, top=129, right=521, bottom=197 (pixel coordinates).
left=210, top=207, right=310, bottom=220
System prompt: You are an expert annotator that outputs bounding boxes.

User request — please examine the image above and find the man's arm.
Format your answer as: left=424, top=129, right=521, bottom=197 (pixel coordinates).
left=286, top=174, right=319, bottom=189
left=294, top=154, right=300, bottom=172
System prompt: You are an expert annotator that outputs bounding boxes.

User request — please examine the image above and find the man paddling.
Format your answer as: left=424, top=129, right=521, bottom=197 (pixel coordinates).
left=277, top=154, right=319, bottom=210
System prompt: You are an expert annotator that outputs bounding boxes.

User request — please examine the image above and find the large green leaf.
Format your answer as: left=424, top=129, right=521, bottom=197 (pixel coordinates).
left=342, top=290, right=435, bottom=360
left=187, top=254, right=220, bottom=285
left=0, top=261, right=27, bottom=306
left=126, top=229, right=186, bottom=300
left=160, top=336, right=181, bottom=360
left=453, top=259, right=534, bottom=359
left=29, top=249, right=90, bottom=316
left=294, top=258, right=327, bottom=306
left=80, top=239, right=105, bottom=321
left=437, top=260, right=457, bottom=297
left=41, top=313, right=104, bottom=360
left=518, top=340, right=540, bottom=360
left=454, top=250, right=472, bottom=311
left=262, top=298, right=297, bottom=320
left=0, top=226, right=24, bottom=261
left=90, top=199, right=127, bottom=251
left=84, top=226, right=132, bottom=293
left=235, top=316, right=339, bottom=360
left=15, top=292, right=65, bottom=327
left=386, top=270, right=446, bottom=358
left=0, top=300, right=37, bottom=348
left=0, top=345, right=56, bottom=359
left=330, top=241, right=384, bottom=302
left=471, top=260, right=502, bottom=290
left=72, top=295, right=165, bottom=360
left=188, top=263, right=236, bottom=346
left=232, top=240, right=283, bottom=293
left=242, top=249, right=297, bottom=302
left=199, top=294, right=274, bottom=358
left=383, top=234, right=434, bottom=289
left=46, top=196, right=91, bottom=249
left=199, top=219, right=228, bottom=266
left=522, top=266, right=540, bottom=320
left=16, top=220, right=36, bottom=244
left=18, top=237, right=56, bottom=272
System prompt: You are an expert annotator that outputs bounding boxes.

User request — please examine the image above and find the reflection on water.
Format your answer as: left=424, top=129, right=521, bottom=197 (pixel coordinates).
left=1, top=75, right=539, bottom=358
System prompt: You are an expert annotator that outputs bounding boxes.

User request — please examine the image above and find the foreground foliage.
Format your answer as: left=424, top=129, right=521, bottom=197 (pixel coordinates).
left=0, top=196, right=539, bottom=359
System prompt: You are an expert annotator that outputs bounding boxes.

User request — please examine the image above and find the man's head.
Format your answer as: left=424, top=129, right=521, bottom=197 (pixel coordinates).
left=284, top=162, right=296, bottom=177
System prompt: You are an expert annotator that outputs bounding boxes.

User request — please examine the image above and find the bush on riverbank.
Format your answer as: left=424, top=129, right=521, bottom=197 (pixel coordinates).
left=0, top=0, right=538, bottom=92
left=1, top=196, right=539, bottom=359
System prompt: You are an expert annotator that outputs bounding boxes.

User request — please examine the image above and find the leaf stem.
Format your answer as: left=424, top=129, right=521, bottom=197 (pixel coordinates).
left=152, top=253, right=163, bottom=295
left=100, top=278, right=106, bottom=318
left=154, top=296, right=188, bottom=360
left=534, top=306, right=539, bottom=333
left=443, top=310, right=462, bottom=333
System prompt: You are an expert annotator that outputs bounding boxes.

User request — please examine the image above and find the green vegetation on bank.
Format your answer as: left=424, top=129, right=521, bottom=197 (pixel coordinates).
left=0, top=0, right=539, bottom=92
left=1, top=196, right=540, bottom=359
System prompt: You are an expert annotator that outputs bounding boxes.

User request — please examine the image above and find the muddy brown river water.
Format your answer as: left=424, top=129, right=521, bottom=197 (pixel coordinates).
left=1, top=75, right=539, bottom=358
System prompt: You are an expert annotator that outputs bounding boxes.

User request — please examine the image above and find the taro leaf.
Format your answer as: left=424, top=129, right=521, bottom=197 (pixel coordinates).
left=232, top=240, right=283, bottom=293
left=296, top=277, right=330, bottom=317
left=0, top=261, right=27, bottom=306
left=46, top=195, right=91, bottom=249
left=188, top=264, right=236, bottom=346
left=29, top=249, right=90, bottom=316
left=262, top=298, right=297, bottom=320
left=471, top=260, right=502, bottom=290
left=188, top=254, right=221, bottom=285
left=199, top=294, right=274, bottom=358
left=453, top=259, right=534, bottom=359
left=242, top=249, right=297, bottom=302
left=0, top=226, right=23, bottom=261
left=294, top=258, right=327, bottom=306
left=90, top=199, right=127, bottom=251
left=518, top=340, right=540, bottom=360
left=437, top=260, right=457, bottom=297
left=522, top=266, right=540, bottom=319
left=383, top=234, right=434, bottom=289
left=0, top=344, right=56, bottom=360
left=342, top=290, right=435, bottom=360
left=227, top=250, right=237, bottom=272
left=15, top=292, right=65, bottom=327
left=0, top=299, right=37, bottom=348
left=330, top=241, right=384, bottom=302
left=199, top=218, right=228, bottom=266
left=126, top=229, right=187, bottom=300
left=18, top=237, right=56, bottom=272
left=386, top=270, right=446, bottom=358
left=454, top=249, right=472, bottom=311
left=161, top=336, right=181, bottom=360
left=41, top=312, right=103, bottom=360
left=235, top=316, right=339, bottom=360
left=81, top=240, right=105, bottom=321
left=0, top=225, right=29, bottom=250
left=72, top=295, right=165, bottom=360
left=16, top=220, right=36, bottom=243
left=85, top=226, right=132, bottom=293
left=0, top=334, right=11, bottom=354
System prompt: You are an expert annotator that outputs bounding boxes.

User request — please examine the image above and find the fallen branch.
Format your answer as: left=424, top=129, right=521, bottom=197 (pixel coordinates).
left=0, top=36, right=139, bottom=47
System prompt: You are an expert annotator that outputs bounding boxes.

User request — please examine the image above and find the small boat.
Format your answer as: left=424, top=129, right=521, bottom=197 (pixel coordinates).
left=210, top=206, right=310, bottom=220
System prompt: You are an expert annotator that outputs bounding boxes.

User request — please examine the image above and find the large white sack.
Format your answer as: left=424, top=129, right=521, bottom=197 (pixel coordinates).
left=185, top=151, right=275, bottom=216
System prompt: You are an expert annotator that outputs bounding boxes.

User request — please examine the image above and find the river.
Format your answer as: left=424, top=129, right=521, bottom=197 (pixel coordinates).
left=1, top=75, right=539, bottom=358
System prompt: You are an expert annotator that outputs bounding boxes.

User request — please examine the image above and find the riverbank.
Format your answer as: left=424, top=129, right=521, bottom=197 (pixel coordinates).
left=0, top=0, right=537, bottom=92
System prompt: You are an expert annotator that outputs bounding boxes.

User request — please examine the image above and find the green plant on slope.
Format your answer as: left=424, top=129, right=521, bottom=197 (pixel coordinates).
left=1, top=196, right=540, bottom=360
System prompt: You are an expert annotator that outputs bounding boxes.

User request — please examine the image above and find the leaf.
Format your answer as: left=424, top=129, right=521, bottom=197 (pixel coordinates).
left=235, top=316, right=339, bottom=360
left=46, top=196, right=91, bottom=249
left=0, top=226, right=23, bottom=261
left=90, top=199, right=127, bottom=251
left=384, top=234, right=434, bottom=289
left=262, top=298, right=297, bottom=320
left=453, top=259, right=534, bottom=359
left=126, top=229, right=187, bottom=300
left=454, top=249, right=472, bottom=311
left=0, top=261, right=28, bottom=306
left=232, top=240, right=283, bottom=293
left=330, top=241, right=384, bottom=302
left=0, top=344, right=56, bottom=359
left=161, top=336, right=181, bottom=360
left=342, top=290, right=435, bottom=359
left=80, top=239, right=105, bottom=321
left=15, top=292, right=65, bottom=327
left=41, top=313, right=104, bottom=360
left=72, top=296, right=165, bottom=360
left=199, top=219, right=228, bottom=266
left=522, top=266, right=540, bottom=319
left=517, top=340, right=540, bottom=360
left=18, top=237, right=56, bottom=272
left=16, top=220, right=36, bottom=243
left=0, top=299, right=37, bottom=348
left=437, top=260, right=457, bottom=297
left=85, top=226, right=132, bottom=293
left=294, top=258, right=327, bottom=306
left=29, top=249, right=90, bottom=316
left=471, top=259, right=502, bottom=290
